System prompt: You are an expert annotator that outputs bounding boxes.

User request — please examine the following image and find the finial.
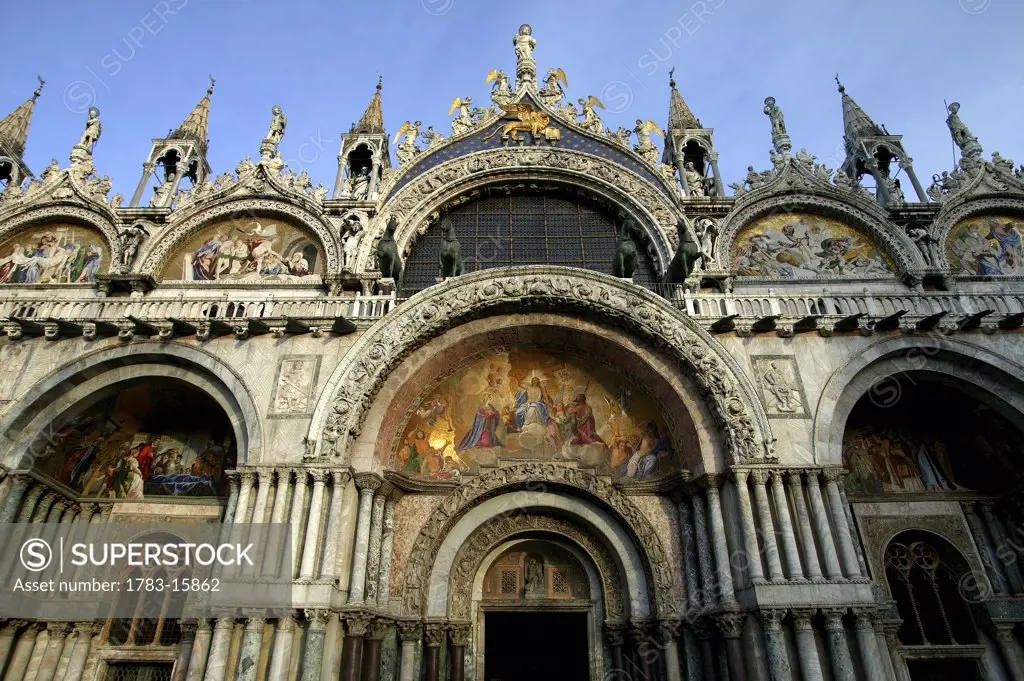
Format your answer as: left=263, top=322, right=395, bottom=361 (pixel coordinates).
left=207, top=75, right=216, bottom=96
left=669, top=67, right=676, bottom=89
left=33, top=76, right=46, bottom=100
left=835, top=73, right=845, bottom=94
left=376, top=73, right=383, bottom=91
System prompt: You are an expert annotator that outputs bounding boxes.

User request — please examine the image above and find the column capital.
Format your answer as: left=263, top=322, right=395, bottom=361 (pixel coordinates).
left=377, top=482, right=395, bottom=499
left=331, top=469, right=353, bottom=486
left=276, top=614, right=297, bottom=632
left=447, top=621, right=471, bottom=647
left=603, top=622, right=627, bottom=647
left=656, top=619, right=680, bottom=643
left=396, top=620, right=422, bottom=642
left=355, top=473, right=383, bottom=493
left=791, top=608, right=817, bottom=630
left=1, top=619, right=28, bottom=634
left=179, top=621, right=198, bottom=640
left=851, top=608, right=876, bottom=631
left=803, top=470, right=823, bottom=488
left=46, top=622, right=71, bottom=639
left=690, top=617, right=715, bottom=641
left=629, top=619, right=651, bottom=645
left=700, top=474, right=723, bottom=491
left=239, top=470, right=256, bottom=486
left=714, top=612, right=746, bottom=639
left=821, top=468, right=846, bottom=484
left=243, top=613, right=267, bottom=631
left=368, top=618, right=392, bottom=640
left=213, top=615, right=237, bottom=630
left=729, top=468, right=750, bottom=485
left=423, top=621, right=447, bottom=647
left=304, top=609, right=330, bottom=631
left=196, top=618, right=213, bottom=633
left=308, top=468, right=328, bottom=484
left=990, top=621, right=1019, bottom=645
left=821, top=608, right=847, bottom=631
left=748, top=469, right=770, bottom=485
left=758, top=609, right=786, bottom=632
left=343, top=612, right=373, bottom=637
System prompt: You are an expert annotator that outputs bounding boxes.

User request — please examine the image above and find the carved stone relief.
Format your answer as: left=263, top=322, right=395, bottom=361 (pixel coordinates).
left=751, top=355, right=810, bottom=419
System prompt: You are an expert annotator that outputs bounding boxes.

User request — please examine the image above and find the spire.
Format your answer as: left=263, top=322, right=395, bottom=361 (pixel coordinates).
left=667, top=68, right=700, bottom=132
left=0, top=76, right=44, bottom=159
left=836, top=74, right=883, bottom=141
left=353, top=76, right=385, bottom=134
left=172, top=76, right=214, bottom=153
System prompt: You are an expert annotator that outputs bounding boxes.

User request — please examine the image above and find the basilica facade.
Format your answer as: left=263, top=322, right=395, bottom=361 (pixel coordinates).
left=2, top=24, right=1024, bottom=681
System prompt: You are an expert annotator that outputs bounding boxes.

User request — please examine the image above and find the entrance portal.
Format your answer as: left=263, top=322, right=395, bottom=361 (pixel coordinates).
left=484, top=611, right=589, bottom=681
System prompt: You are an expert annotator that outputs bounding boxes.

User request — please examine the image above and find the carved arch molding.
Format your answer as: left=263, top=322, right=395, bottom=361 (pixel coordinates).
left=0, top=204, right=124, bottom=274
left=314, top=267, right=773, bottom=464
left=402, top=463, right=678, bottom=620
left=356, top=147, right=684, bottom=274
left=448, top=514, right=627, bottom=622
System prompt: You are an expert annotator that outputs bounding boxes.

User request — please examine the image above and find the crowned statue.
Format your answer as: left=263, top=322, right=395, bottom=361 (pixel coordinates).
left=513, top=24, right=538, bottom=91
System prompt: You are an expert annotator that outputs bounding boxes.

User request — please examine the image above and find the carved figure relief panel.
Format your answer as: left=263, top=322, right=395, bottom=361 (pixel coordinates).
left=750, top=355, right=810, bottom=419
left=0, top=223, right=107, bottom=284
left=946, top=214, right=1024, bottom=276
left=268, top=355, right=321, bottom=418
left=731, top=212, right=894, bottom=278
left=160, top=217, right=324, bottom=282
left=392, top=348, right=680, bottom=481
left=482, top=542, right=589, bottom=603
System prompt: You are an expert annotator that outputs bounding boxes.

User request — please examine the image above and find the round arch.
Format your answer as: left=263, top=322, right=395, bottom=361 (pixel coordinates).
left=0, top=341, right=263, bottom=469
left=933, top=196, right=1024, bottom=272
left=310, top=267, right=773, bottom=465
left=401, top=463, right=680, bottom=621
left=0, top=203, right=122, bottom=277
left=356, top=148, right=683, bottom=275
left=135, top=195, right=341, bottom=278
left=812, top=336, right=1024, bottom=466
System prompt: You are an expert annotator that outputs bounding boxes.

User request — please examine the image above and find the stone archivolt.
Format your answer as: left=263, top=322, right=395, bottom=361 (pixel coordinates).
left=314, top=267, right=772, bottom=465
left=400, top=463, right=678, bottom=620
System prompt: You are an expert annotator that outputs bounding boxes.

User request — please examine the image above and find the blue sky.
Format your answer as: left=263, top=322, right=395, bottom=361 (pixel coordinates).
left=3, top=0, right=1022, bottom=198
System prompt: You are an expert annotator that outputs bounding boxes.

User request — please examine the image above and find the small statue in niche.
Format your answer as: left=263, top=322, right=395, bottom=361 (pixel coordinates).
left=695, top=217, right=718, bottom=270
left=438, top=218, right=464, bottom=278
left=684, top=161, right=705, bottom=197
left=376, top=215, right=403, bottom=282
left=664, top=218, right=701, bottom=284
left=351, top=165, right=371, bottom=200
left=612, top=217, right=638, bottom=279
left=117, top=222, right=149, bottom=271
left=341, top=216, right=364, bottom=272
left=906, top=223, right=940, bottom=267
left=523, top=555, right=544, bottom=596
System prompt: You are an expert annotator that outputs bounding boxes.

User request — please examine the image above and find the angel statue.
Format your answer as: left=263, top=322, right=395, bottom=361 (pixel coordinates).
left=486, top=69, right=513, bottom=106
left=540, top=68, right=567, bottom=109
left=578, top=96, right=606, bottom=134
left=392, top=120, right=422, bottom=165
left=78, top=107, right=102, bottom=154
left=449, top=97, right=481, bottom=136
left=633, top=119, right=664, bottom=165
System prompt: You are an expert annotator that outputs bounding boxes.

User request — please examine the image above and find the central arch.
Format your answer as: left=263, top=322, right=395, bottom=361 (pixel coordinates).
left=312, top=267, right=773, bottom=465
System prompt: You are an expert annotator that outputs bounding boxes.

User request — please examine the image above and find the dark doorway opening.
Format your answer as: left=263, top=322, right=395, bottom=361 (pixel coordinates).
left=906, top=659, right=981, bottom=681
left=485, top=611, right=589, bottom=681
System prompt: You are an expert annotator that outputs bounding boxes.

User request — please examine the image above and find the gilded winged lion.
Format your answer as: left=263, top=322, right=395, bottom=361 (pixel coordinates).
left=484, top=102, right=551, bottom=143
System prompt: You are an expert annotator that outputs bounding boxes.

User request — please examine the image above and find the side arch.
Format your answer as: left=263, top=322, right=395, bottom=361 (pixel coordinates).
left=310, top=267, right=773, bottom=465
left=0, top=341, right=264, bottom=468
left=0, top=203, right=122, bottom=276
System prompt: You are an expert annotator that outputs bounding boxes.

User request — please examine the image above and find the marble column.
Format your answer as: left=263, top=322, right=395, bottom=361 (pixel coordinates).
left=771, top=470, right=805, bottom=582
left=691, top=490, right=716, bottom=607
left=715, top=613, right=748, bottom=681
left=788, top=471, right=824, bottom=582
left=964, top=503, right=1007, bottom=594
left=299, top=470, right=328, bottom=580
left=822, top=610, right=855, bottom=681
left=202, top=616, right=236, bottom=681
left=320, top=470, right=352, bottom=580
left=448, top=623, right=470, bottom=681
left=659, top=621, right=683, bottom=681
left=0, top=475, right=29, bottom=523
left=377, top=492, right=400, bottom=607
left=0, top=620, right=25, bottom=675
left=222, top=472, right=241, bottom=523
left=363, top=619, right=390, bottom=681
left=679, top=623, right=702, bottom=681
left=349, top=475, right=382, bottom=603
left=267, top=614, right=295, bottom=681
left=34, top=623, right=70, bottom=681
left=732, top=470, right=766, bottom=585
left=397, top=621, right=421, bottom=681
left=301, top=610, right=330, bottom=681
left=185, top=619, right=213, bottom=681
left=805, top=473, right=843, bottom=580
left=249, top=469, right=272, bottom=525
left=3, top=623, right=41, bottom=681
left=364, top=486, right=389, bottom=603
left=264, top=470, right=291, bottom=579
left=341, top=614, right=372, bottom=681
left=629, top=622, right=653, bottom=681
left=836, top=478, right=870, bottom=577
left=65, top=623, right=100, bottom=681
left=759, top=610, right=792, bottom=681
left=287, top=471, right=308, bottom=579
left=750, top=470, right=785, bottom=583
left=234, top=471, right=256, bottom=525
left=170, top=622, right=197, bottom=681
left=791, top=610, right=824, bottom=681
left=692, top=619, right=717, bottom=681
left=30, top=493, right=56, bottom=522
left=236, top=614, right=266, bottom=681
left=852, top=609, right=892, bottom=681
left=423, top=623, right=447, bottom=681
left=822, top=471, right=862, bottom=580
left=981, top=503, right=1024, bottom=593
left=992, top=624, right=1024, bottom=681
left=604, top=625, right=626, bottom=681
left=704, top=476, right=735, bottom=604
left=678, top=499, right=703, bottom=611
